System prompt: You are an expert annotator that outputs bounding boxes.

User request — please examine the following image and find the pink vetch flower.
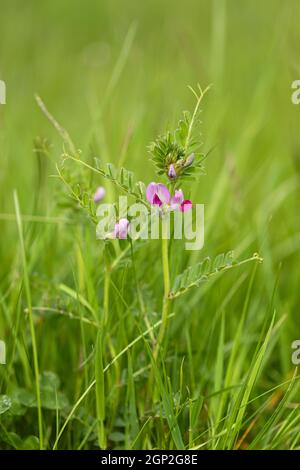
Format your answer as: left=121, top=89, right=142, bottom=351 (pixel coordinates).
left=113, top=218, right=130, bottom=239
left=93, top=186, right=106, bottom=203
left=146, top=183, right=192, bottom=212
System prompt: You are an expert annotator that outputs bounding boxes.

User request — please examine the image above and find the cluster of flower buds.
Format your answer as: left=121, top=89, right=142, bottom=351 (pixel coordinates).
left=167, top=153, right=194, bottom=180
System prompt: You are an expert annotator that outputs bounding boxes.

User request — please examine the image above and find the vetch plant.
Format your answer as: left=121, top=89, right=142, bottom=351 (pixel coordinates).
left=2, top=4, right=300, bottom=452
left=36, top=84, right=263, bottom=449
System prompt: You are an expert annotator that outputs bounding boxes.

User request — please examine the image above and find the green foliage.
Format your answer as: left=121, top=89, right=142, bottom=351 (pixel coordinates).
left=148, top=86, right=209, bottom=182
left=0, top=432, right=40, bottom=450
left=170, top=252, right=263, bottom=298
left=97, top=161, right=147, bottom=203
left=0, top=0, right=299, bottom=452
left=4, top=372, right=69, bottom=413
left=56, top=156, right=148, bottom=225
left=0, top=395, right=11, bottom=415
left=148, top=132, right=185, bottom=173
left=95, top=333, right=106, bottom=449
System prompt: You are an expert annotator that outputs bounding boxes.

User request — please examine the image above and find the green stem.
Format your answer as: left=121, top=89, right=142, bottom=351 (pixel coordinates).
left=95, top=245, right=111, bottom=450
left=14, top=191, right=43, bottom=449
left=103, top=272, right=109, bottom=325
left=103, top=246, right=110, bottom=326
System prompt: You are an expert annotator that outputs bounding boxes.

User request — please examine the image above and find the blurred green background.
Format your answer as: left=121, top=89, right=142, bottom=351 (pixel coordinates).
left=1, top=0, right=300, bottom=314
left=1, top=0, right=300, bottom=449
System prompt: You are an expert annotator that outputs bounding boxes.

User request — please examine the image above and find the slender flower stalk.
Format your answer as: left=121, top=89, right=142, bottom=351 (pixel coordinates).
left=145, top=182, right=192, bottom=359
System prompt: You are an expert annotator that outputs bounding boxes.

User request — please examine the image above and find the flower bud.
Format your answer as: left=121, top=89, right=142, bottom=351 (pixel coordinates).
left=168, top=164, right=176, bottom=179
left=184, top=153, right=194, bottom=167
left=93, top=186, right=106, bottom=203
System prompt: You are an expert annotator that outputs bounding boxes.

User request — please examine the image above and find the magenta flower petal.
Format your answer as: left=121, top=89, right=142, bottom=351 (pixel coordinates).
left=180, top=200, right=193, bottom=212
left=153, top=193, right=162, bottom=206
left=146, top=182, right=158, bottom=204
left=118, top=218, right=130, bottom=239
left=156, top=183, right=170, bottom=204
left=171, top=189, right=184, bottom=205
left=93, top=186, right=106, bottom=203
